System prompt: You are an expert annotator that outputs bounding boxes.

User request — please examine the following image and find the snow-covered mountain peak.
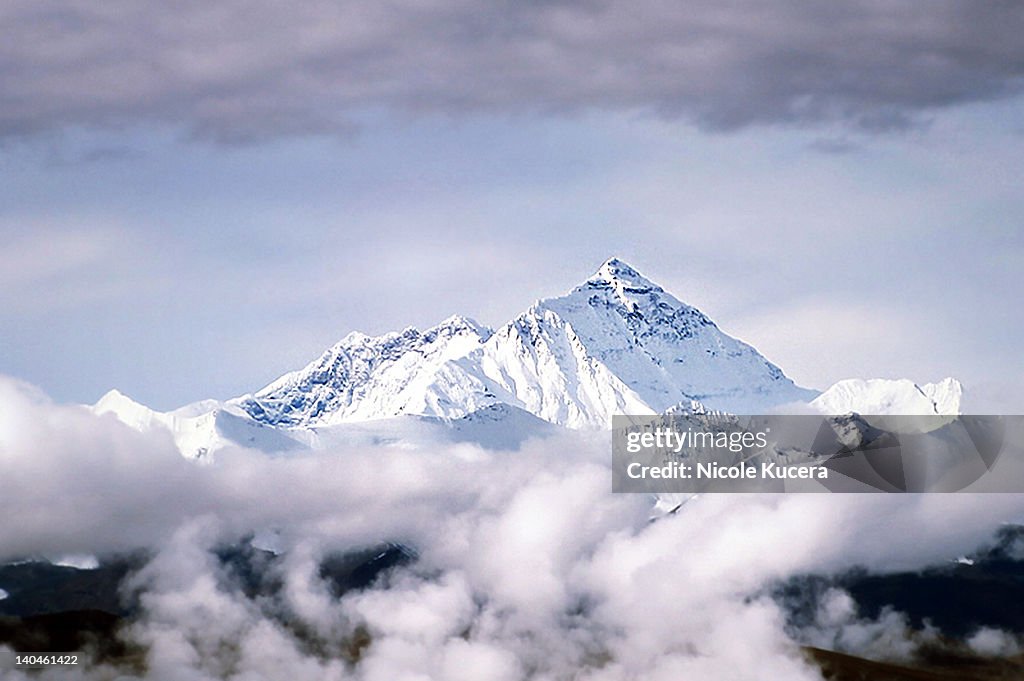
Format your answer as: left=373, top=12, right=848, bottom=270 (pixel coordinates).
left=585, top=257, right=663, bottom=296
left=95, top=387, right=135, bottom=411
left=94, top=388, right=159, bottom=430
left=427, top=315, right=493, bottom=342
left=557, top=258, right=710, bottom=328
left=229, top=258, right=816, bottom=430
left=237, top=314, right=494, bottom=427
left=89, top=257, right=969, bottom=459
left=811, top=377, right=963, bottom=416
left=518, top=260, right=815, bottom=415
left=334, top=315, right=489, bottom=350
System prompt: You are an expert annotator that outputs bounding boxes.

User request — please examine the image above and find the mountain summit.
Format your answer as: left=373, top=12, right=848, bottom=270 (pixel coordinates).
left=588, top=257, right=663, bottom=297
left=527, top=257, right=816, bottom=418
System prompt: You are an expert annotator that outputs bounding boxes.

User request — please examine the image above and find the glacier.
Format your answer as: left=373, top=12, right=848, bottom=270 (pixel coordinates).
left=90, top=258, right=964, bottom=458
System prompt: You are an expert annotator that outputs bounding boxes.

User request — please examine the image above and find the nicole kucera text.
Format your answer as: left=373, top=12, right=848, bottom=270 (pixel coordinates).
left=625, top=460, right=829, bottom=480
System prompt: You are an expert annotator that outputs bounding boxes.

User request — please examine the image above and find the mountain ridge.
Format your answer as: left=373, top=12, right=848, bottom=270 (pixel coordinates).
left=236, top=257, right=817, bottom=429
left=90, top=258, right=964, bottom=458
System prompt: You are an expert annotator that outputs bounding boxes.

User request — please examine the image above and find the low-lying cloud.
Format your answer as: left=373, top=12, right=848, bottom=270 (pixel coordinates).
left=2, top=374, right=1024, bottom=679
left=2, top=1, right=1023, bottom=142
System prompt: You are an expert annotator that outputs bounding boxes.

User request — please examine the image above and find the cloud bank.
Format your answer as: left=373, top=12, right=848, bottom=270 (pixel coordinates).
left=2, top=374, right=1024, bottom=679
left=2, top=1, right=1023, bottom=142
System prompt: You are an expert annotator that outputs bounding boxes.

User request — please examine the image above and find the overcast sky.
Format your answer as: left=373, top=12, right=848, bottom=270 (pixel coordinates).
left=1, top=0, right=1022, bottom=411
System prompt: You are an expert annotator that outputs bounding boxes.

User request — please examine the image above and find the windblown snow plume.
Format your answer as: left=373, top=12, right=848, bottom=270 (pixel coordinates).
left=2, top=375, right=1023, bottom=680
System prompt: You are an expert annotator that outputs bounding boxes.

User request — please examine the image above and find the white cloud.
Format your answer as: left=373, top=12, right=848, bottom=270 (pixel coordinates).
left=967, top=627, right=1022, bottom=657
left=2, top=375, right=1024, bottom=679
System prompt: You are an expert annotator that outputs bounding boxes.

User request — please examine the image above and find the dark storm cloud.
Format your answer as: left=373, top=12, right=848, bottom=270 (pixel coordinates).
left=1, top=0, right=1022, bottom=142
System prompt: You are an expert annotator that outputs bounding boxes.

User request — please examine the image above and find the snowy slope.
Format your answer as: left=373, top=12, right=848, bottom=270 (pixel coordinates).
left=93, top=389, right=304, bottom=460
left=437, top=306, right=656, bottom=429
left=306, top=404, right=559, bottom=451
left=236, top=316, right=492, bottom=426
left=811, top=377, right=963, bottom=416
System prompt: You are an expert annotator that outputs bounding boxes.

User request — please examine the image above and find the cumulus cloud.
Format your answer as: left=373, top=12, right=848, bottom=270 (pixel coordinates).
left=2, top=374, right=1024, bottom=679
left=797, top=588, right=941, bottom=662
left=967, top=627, right=1022, bottom=657
left=1, top=1, right=1023, bottom=142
